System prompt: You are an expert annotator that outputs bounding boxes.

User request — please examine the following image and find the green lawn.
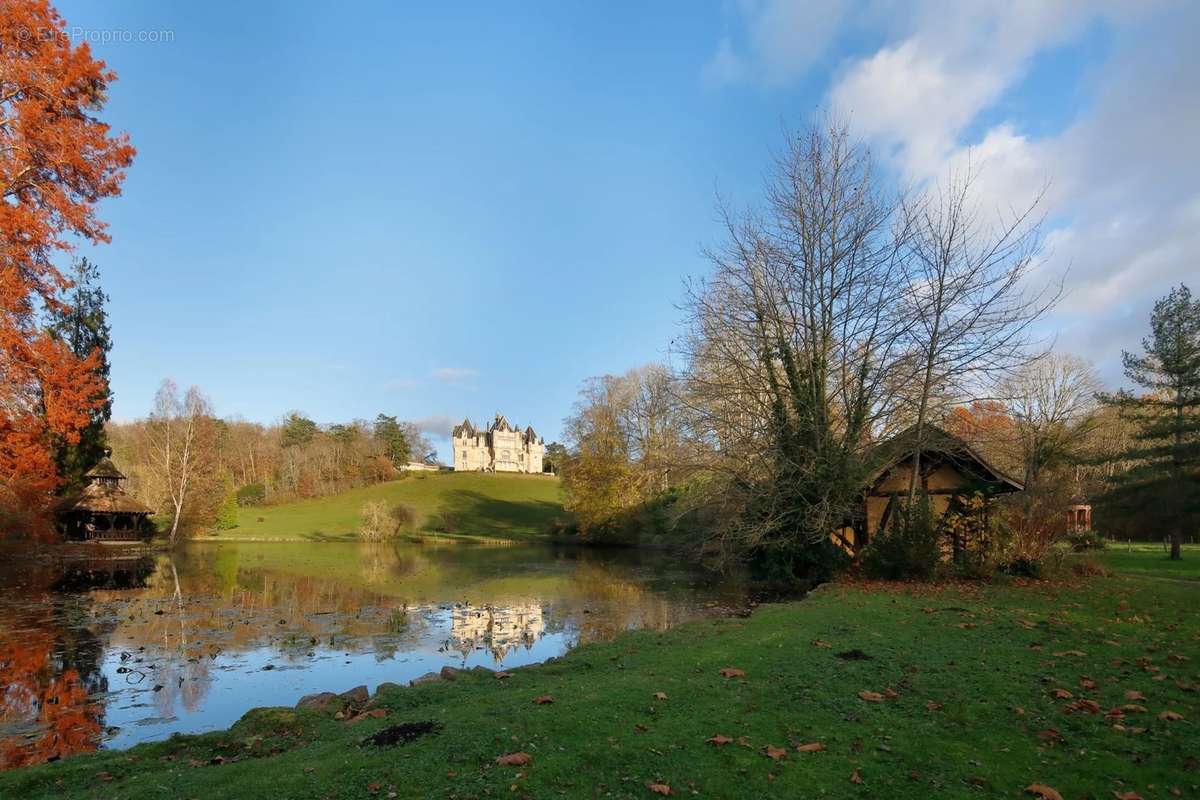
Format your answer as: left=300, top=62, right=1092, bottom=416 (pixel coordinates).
left=5, top=564, right=1196, bottom=799
left=217, top=472, right=566, bottom=541
left=1092, top=542, right=1200, bottom=581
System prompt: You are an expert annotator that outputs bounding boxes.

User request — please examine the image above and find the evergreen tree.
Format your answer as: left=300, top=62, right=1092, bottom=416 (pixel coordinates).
left=280, top=412, right=317, bottom=448
left=1099, top=285, right=1200, bottom=560
left=49, top=258, right=112, bottom=492
left=373, top=414, right=410, bottom=467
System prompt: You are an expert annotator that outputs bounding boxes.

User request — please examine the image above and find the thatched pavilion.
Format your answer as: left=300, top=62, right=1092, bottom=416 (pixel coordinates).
left=54, top=452, right=154, bottom=542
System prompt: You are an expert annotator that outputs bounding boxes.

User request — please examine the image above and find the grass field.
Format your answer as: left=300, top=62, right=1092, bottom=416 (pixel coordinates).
left=217, top=472, right=565, bottom=541
left=4, top=559, right=1196, bottom=799
left=1091, top=541, right=1200, bottom=581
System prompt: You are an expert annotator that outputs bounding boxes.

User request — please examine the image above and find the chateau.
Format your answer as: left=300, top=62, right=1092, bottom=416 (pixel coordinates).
left=452, top=414, right=545, bottom=473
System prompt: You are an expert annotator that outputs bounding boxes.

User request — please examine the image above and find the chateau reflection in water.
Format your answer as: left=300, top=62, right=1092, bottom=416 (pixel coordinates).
left=0, top=542, right=751, bottom=769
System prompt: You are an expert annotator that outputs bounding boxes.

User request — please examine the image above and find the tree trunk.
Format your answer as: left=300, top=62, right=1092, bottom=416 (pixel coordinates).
left=1170, top=525, right=1182, bottom=561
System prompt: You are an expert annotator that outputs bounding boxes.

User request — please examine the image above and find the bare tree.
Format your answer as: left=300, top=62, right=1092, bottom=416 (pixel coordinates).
left=1005, top=353, right=1101, bottom=488
left=677, top=118, right=913, bottom=566
left=900, top=163, right=1059, bottom=502
left=146, top=379, right=212, bottom=546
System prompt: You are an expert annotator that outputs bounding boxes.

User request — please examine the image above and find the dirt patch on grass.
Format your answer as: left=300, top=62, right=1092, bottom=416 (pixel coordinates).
left=360, top=721, right=442, bottom=747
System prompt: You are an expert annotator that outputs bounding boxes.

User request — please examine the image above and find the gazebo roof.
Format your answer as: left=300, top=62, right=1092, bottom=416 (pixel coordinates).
left=53, top=482, right=154, bottom=515
left=84, top=455, right=126, bottom=481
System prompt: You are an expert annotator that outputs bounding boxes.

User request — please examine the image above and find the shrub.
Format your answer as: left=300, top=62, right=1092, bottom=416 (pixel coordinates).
left=1071, top=557, right=1111, bottom=577
left=390, top=503, right=417, bottom=531
left=359, top=500, right=392, bottom=541
left=1066, top=529, right=1107, bottom=551
left=862, top=493, right=941, bottom=580
left=236, top=482, right=266, bottom=507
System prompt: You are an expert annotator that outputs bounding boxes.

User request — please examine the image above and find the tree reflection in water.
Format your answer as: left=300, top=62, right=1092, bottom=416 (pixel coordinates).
left=0, top=541, right=754, bottom=770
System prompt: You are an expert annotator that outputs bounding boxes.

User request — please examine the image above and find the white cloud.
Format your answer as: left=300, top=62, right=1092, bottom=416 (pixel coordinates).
left=431, top=367, right=478, bottom=383
left=713, top=0, right=1199, bottom=385
left=703, top=0, right=852, bottom=87
left=411, top=414, right=458, bottom=437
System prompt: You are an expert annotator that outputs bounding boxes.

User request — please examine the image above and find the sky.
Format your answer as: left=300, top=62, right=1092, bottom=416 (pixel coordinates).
left=57, top=1, right=1200, bottom=460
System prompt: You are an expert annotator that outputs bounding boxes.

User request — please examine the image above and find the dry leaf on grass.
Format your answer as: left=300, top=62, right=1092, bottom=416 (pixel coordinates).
left=1053, top=650, right=1086, bottom=657
left=647, top=782, right=672, bottom=795
left=1158, top=710, right=1184, bottom=721
left=858, top=690, right=884, bottom=702
left=1025, top=784, right=1063, bottom=800
left=494, top=672, right=512, bottom=680
left=850, top=769, right=863, bottom=784
left=795, top=742, right=825, bottom=753
left=533, top=695, right=554, bottom=705
left=926, top=701, right=943, bottom=711
left=706, top=734, right=733, bottom=746
left=1052, top=688, right=1073, bottom=699
left=653, top=692, right=668, bottom=701
left=1113, top=792, right=1145, bottom=800
left=495, top=752, right=532, bottom=766
left=811, top=639, right=832, bottom=648
left=764, top=745, right=788, bottom=761
left=719, top=667, right=746, bottom=679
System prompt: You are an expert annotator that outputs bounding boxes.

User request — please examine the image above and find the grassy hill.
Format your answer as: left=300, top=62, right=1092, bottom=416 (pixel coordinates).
left=219, top=472, right=565, bottom=542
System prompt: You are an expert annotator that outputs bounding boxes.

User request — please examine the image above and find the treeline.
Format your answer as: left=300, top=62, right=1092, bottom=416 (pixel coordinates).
left=559, top=119, right=1200, bottom=576
left=107, top=380, right=437, bottom=543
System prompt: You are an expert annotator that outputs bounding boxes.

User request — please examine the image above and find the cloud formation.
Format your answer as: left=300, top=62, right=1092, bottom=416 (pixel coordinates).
left=432, top=367, right=478, bottom=385
left=708, top=0, right=1200, bottom=385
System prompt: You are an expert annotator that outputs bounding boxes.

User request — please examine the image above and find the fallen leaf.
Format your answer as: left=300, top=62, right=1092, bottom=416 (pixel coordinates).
left=926, top=701, right=943, bottom=711
left=1124, top=690, right=1146, bottom=701
left=1053, top=650, right=1086, bottom=657
left=1158, top=710, right=1184, bottom=721
left=719, top=667, right=746, bottom=679
left=858, top=690, right=884, bottom=702
left=495, top=672, right=512, bottom=680
left=764, top=745, right=788, bottom=761
left=1052, top=689, right=1073, bottom=699
left=850, top=769, right=863, bottom=784
left=533, top=695, right=554, bottom=705
left=883, top=687, right=900, bottom=700
left=1036, top=728, right=1063, bottom=743
left=653, top=692, right=668, bottom=701
left=1121, top=704, right=1148, bottom=713
left=1079, top=676, right=1098, bottom=690
left=647, top=782, right=671, bottom=795
left=706, top=734, right=733, bottom=746
left=811, top=639, right=832, bottom=648
left=1113, top=792, right=1145, bottom=800
left=1025, top=784, right=1063, bottom=800
left=795, top=742, right=825, bottom=753
left=495, top=752, right=532, bottom=766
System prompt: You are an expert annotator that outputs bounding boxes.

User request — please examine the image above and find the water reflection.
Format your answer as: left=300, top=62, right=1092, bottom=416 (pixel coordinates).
left=0, top=541, right=753, bottom=769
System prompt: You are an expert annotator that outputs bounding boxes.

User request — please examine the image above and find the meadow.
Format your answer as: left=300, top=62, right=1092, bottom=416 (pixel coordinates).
left=218, top=472, right=565, bottom=542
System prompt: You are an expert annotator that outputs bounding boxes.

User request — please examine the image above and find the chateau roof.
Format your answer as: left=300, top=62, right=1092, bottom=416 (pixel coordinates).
left=452, top=418, right=476, bottom=438
left=454, top=414, right=543, bottom=444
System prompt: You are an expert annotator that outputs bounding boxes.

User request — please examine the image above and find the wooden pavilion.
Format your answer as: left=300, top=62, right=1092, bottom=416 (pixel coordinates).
left=836, top=424, right=1024, bottom=554
left=54, top=452, right=154, bottom=542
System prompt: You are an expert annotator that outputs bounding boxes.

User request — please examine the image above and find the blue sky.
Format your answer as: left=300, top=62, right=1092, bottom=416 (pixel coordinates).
left=58, top=1, right=1199, bottom=459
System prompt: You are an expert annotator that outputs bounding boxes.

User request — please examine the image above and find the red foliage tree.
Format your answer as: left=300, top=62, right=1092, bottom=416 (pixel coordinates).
left=0, top=0, right=134, bottom=530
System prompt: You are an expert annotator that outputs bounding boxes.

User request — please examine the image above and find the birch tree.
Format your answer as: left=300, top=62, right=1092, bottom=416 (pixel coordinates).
left=147, top=380, right=212, bottom=546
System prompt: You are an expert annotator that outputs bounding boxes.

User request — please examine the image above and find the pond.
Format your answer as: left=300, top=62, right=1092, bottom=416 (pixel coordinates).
left=0, top=540, right=762, bottom=769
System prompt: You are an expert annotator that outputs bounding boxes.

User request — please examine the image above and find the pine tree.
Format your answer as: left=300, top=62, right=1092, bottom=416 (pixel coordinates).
left=1099, top=285, right=1200, bottom=560
left=49, top=258, right=113, bottom=492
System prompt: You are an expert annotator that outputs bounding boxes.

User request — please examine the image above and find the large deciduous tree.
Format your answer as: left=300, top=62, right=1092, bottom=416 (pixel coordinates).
left=678, top=119, right=909, bottom=573
left=1100, top=285, right=1200, bottom=560
left=0, top=0, right=135, bottom=528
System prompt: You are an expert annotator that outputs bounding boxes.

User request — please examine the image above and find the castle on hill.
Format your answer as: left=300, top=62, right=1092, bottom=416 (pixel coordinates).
left=452, top=413, right=545, bottom=473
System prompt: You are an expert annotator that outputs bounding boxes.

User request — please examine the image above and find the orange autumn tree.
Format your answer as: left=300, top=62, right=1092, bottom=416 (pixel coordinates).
left=0, top=0, right=135, bottom=533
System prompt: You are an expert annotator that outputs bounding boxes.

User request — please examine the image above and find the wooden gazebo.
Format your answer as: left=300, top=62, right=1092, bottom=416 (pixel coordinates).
left=54, top=452, right=154, bottom=542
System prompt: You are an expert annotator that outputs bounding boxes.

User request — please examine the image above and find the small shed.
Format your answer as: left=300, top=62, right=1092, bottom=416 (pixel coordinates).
left=54, top=452, right=154, bottom=542
left=837, top=424, right=1024, bottom=553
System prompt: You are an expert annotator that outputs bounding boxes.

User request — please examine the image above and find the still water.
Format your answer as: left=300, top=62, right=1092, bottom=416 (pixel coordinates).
left=0, top=540, right=756, bottom=769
